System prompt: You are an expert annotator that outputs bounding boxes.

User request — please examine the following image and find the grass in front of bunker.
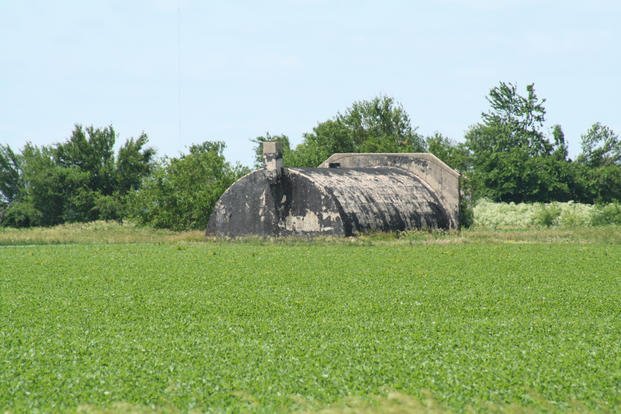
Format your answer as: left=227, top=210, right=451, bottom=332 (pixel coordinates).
left=1, top=220, right=620, bottom=246
left=1, top=241, right=620, bottom=412
left=0, top=221, right=205, bottom=245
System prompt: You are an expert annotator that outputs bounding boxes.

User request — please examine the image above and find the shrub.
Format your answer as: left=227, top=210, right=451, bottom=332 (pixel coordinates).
left=472, top=199, right=535, bottom=228
left=558, top=202, right=593, bottom=227
left=532, top=203, right=561, bottom=227
left=459, top=197, right=474, bottom=228
left=591, top=203, right=621, bottom=226
left=471, top=200, right=619, bottom=229
left=93, top=194, right=124, bottom=221
left=1, top=201, right=43, bottom=227
left=128, top=142, right=249, bottom=231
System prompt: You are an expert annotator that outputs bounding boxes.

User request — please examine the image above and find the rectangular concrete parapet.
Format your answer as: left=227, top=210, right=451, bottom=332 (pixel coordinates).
left=318, top=153, right=461, bottom=228
left=263, top=141, right=283, bottom=182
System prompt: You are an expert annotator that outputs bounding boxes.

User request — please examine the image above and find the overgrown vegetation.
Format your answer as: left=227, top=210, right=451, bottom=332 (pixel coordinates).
left=463, top=84, right=621, bottom=205
left=3, top=219, right=621, bottom=246
left=250, top=85, right=621, bottom=211
left=0, top=220, right=206, bottom=245
left=126, top=142, right=249, bottom=230
left=472, top=199, right=621, bottom=229
left=251, top=96, right=426, bottom=168
left=0, top=126, right=155, bottom=227
left=1, top=240, right=619, bottom=412
left=2, top=83, right=621, bottom=230
left=0, top=130, right=246, bottom=230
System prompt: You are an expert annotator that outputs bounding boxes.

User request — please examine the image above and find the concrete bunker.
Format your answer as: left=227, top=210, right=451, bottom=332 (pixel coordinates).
left=207, top=142, right=460, bottom=237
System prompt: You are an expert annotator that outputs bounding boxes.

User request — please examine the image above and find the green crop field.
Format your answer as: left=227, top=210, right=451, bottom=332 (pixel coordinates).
left=1, top=230, right=620, bottom=412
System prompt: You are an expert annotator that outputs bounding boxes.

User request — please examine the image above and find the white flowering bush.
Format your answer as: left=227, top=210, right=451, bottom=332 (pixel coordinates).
left=473, top=199, right=536, bottom=228
left=472, top=199, right=600, bottom=229
left=557, top=202, right=593, bottom=227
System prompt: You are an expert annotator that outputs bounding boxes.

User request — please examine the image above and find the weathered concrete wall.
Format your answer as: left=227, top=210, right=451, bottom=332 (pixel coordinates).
left=206, top=169, right=345, bottom=237
left=295, top=167, right=451, bottom=234
left=319, top=153, right=460, bottom=228
left=207, top=166, right=451, bottom=237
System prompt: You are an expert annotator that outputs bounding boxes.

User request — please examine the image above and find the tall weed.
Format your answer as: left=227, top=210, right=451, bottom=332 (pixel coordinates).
left=591, top=202, right=621, bottom=226
left=532, top=203, right=561, bottom=227
left=472, top=199, right=618, bottom=229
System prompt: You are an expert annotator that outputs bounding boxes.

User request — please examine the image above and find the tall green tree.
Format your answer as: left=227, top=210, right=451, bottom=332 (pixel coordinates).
left=336, top=96, right=425, bottom=153
left=285, top=120, right=353, bottom=167
left=425, top=133, right=469, bottom=172
left=575, top=123, right=621, bottom=202
left=54, top=125, right=116, bottom=195
left=551, top=124, right=569, bottom=161
left=0, top=144, right=22, bottom=205
left=1, top=125, right=156, bottom=227
left=467, top=82, right=551, bottom=158
left=128, top=141, right=249, bottom=230
left=257, top=96, right=426, bottom=167
left=17, top=143, right=88, bottom=225
left=465, top=82, right=570, bottom=202
left=116, top=133, right=157, bottom=194
left=577, top=122, right=621, bottom=168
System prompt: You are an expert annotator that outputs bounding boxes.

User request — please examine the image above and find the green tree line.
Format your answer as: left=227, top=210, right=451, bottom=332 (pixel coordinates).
left=1, top=82, right=620, bottom=229
left=0, top=126, right=247, bottom=229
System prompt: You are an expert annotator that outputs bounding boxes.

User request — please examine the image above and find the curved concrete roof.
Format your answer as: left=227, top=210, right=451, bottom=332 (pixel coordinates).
left=319, top=153, right=460, bottom=228
left=291, top=167, right=449, bottom=234
left=207, top=166, right=450, bottom=237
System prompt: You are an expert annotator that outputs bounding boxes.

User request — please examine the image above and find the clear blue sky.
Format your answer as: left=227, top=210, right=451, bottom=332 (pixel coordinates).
left=2, top=0, right=619, bottom=166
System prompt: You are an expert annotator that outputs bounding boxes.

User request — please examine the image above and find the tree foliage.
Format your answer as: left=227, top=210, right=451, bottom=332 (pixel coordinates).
left=425, top=133, right=469, bottom=172
left=0, top=144, right=22, bottom=205
left=251, top=133, right=293, bottom=168
left=116, top=134, right=157, bottom=194
left=0, top=125, right=155, bottom=227
left=128, top=141, right=249, bottom=231
left=253, top=96, right=426, bottom=168
left=3, top=89, right=621, bottom=230
left=336, top=96, right=425, bottom=152
left=551, top=124, right=569, bottom=161
left=577, top=122, right=621, bottom=168
left=573, top=125, right=621, bottom=203
left=465, top=82, right=573, bottom=203
left=481, top=83, right=549, bottom=155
